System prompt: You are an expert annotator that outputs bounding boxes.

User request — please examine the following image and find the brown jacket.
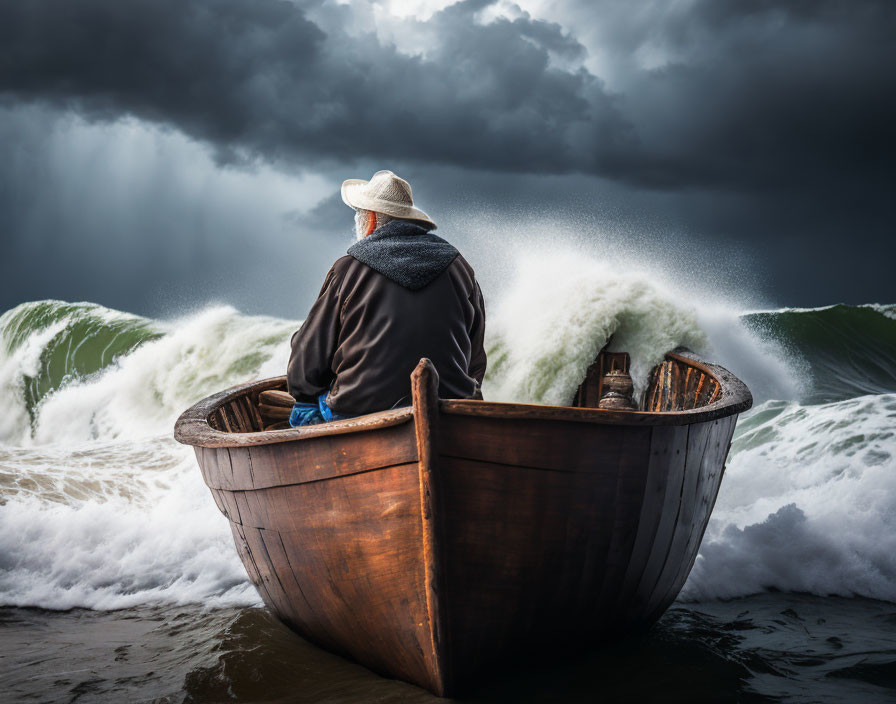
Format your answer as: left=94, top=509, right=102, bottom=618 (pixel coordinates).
left=287, top=221, right=486, bottom=416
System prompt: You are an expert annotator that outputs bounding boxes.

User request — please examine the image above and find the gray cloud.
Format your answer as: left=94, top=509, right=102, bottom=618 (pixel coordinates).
left=0, top=0, right=894, bottom=315
left=0, top=107, right=345, bottom=317
left=0, top=0, right=633, bottom=178
left=2, top=0, right=894, bottom=194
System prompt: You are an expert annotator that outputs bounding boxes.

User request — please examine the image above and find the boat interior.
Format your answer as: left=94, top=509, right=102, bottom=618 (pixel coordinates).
left=205, top=348, right=725, bottom=435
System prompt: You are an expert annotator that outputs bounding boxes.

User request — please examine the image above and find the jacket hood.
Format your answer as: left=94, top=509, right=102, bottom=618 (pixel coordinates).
left=347, top=219, right=459, bottom=291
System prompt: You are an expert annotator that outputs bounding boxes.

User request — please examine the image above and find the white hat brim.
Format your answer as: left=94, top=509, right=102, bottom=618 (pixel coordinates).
left=341, top=178, right=437, bottom=230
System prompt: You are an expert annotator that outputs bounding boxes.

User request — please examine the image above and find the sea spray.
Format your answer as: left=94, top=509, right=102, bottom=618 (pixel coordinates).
left=482, top=252, right=709, bottom=404
left=478, top=250, right=804, bottom=406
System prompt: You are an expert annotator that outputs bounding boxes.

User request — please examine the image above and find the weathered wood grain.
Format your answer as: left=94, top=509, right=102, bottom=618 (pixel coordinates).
left=611, top=425, right=687, bottom=622
left=411, top=360, right=449, bottom=695
left=175, top=351, right=752, bottom=696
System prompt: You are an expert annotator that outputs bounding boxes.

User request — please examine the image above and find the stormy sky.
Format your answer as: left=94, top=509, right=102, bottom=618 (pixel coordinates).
left=1, top=0, right=894, bottom=317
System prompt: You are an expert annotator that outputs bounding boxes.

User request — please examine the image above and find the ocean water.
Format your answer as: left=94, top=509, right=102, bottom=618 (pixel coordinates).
left=1, top=263, right=895, bottom=702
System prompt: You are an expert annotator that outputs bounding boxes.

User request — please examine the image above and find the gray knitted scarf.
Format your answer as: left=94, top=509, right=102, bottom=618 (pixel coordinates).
left=347, top=219, right=459, bottom=291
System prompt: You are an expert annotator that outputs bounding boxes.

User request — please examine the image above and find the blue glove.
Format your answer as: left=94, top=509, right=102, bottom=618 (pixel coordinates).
left=289, top=402, right=324, bottom=427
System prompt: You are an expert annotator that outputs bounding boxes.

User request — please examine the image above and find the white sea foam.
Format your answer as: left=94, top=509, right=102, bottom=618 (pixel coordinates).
left=869, top=303, right=896, bottom=321
left=0, top=303, right=292, bottom=609
left=0, top=267, right=890, bottom=609
left=0, top=320, right=68, bottom=443
left=684, top=393, right=896, bottom=602
left=739, top=302, right=896, bottom=320
left=481, top=251, right=802, bottom=405
left=0, top=443, right=260, bottom=610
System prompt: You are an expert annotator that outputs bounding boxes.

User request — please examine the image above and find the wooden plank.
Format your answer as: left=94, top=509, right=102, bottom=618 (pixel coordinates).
left=258, top=403, right=291, bottom=421
left=229, top=398, right=252, bottom=433
left=411, top=359, right=449, bottom=696
left=439, top=413, right=648, bottom=474
left=434, top=436, right=646, bottom=683
left=641, top=420, right=713, bottom=618
left=215, top=447, right=235, bottom=491
left=566, top=428, right=633, bottom=625
left=241, top=394, right=265, bottom=433
left=232, top=462, right=420, bottom=531
left=228, top=446, right=254, bottom=490
left=217, top=488, right=242, bottom=525
left=646, top=415, right=738, bottom=621
left=201, top=422, right=417, bottom=490
left=232, top=490, right=253, bottom=529
left=438, top=455, right=594, bottom=680
left=682, top=368, right=697, bottom=410
left=591, top=425, right=660, bottom=624
left=613, top=426, right=688, bottom=618
left=258, top=528, right=320, bottom=622
left=254, top=528, right=351, bottom=658
left=221, top=403, right=240, bottom=433
left=648, top=365, right=661, bottom=411
left=663, top=361, right=677, bottom=412
left=623, top=424, right=689, bottom=623
left=241, top=477, right=271, bottom=528
left=258, top=389, right=295, bottom=407
left=229, top=522, right=276, bottom=613
left=439, top=379, right=745, bottom=427
left=246, top=463, right=434, bottom=689
left=242, top=525, right=294, bottom=618
left=215, top=408, right=232, bottom=433
left=199, top=447, right=235, bottom=491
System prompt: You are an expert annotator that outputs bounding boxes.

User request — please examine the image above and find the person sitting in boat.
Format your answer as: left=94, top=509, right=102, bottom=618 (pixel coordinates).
left=287, top=170, right=487, bottom=426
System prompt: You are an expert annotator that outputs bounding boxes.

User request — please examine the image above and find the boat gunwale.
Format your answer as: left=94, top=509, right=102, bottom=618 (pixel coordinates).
left=173, top=375, right=415, bottom=448
left=442, top=350, right=752, bottom=427
left=174, top=350, right=752, bottom=449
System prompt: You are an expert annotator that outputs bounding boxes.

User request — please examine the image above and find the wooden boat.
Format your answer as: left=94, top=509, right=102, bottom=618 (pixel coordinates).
left=174, top=349, right=751, bottom=696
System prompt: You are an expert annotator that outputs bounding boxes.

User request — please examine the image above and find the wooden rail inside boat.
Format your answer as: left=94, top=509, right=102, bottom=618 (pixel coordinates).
left=175, top=349, right=751, bottom=447
left=174, top=349, right=751, bottom=695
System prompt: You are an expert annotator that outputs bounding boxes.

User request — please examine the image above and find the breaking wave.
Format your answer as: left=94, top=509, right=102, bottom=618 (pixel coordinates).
left=743, top=303, right=896, bottom=403
left=481, top=254, right=710, bottom=404
left=0, top=301, right=295, bottom=446
left=0, top=282, right=894, bottom=609
left=0, top=301, right=295, bottom=610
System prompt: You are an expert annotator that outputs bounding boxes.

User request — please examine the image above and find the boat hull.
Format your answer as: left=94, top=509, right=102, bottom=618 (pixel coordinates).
left=188, top=361, right=741, bottom=695
left=194, top=421, right=438, bottom=690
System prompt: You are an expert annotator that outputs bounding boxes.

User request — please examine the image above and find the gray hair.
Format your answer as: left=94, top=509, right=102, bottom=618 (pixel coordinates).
left=354, top=209, right=393, bottom=241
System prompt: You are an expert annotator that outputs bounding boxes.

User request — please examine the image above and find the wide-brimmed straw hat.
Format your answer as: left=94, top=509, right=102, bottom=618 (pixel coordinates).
left=341, top=170, right=436, bottom=230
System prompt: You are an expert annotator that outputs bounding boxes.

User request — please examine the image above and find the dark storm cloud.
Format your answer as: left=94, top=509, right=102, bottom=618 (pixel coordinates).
left=0, top=0, right=631, bottom=177
left=0, top=0, right=894, bottom=316
left=0, top=105, right=348, bottom=317
left=2, top=0, right=894, bottom=194
left=618, top=0, right=896, bottom=190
